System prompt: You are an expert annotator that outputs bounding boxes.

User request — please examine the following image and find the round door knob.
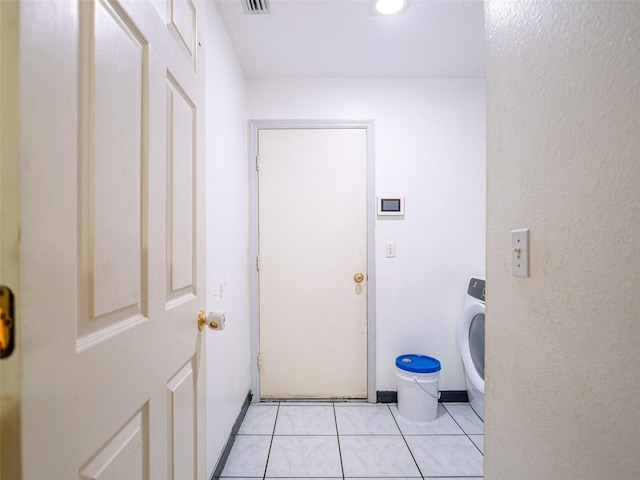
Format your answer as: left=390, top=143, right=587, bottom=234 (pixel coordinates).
left=197, top=310, right=208, bottom=331
left=198, top=309, right=225, bottom=331
left=353, top=273, right=364, bottom=284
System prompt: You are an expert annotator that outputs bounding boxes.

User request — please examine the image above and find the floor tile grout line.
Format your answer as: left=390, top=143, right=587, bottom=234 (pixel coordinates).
left=261, top=401, right=281, bottom=480
left=442, top=404, right=484, bottom=457
left=386, top=403, right=425, bottom=479
left=332, top=402, right=346, bottom=480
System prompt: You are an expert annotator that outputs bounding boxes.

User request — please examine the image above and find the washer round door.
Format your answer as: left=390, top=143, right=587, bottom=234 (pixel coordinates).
left=468, top=311, right=485, bottom=380
left=458, top=302, right=485, bottom=393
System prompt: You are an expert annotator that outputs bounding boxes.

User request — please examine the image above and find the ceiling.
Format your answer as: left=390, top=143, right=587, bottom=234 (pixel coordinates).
left=215, top=0, right=486, bottom=78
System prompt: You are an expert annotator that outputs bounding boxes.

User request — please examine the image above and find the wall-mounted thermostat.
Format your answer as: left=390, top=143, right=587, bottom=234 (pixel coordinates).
left=377, top=196, right=405, bottom=216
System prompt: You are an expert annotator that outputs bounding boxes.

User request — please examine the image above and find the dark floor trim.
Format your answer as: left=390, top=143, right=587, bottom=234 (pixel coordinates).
left=439, top=390, right=469, bottom=403
left=210, top=391, right=253, bottom=480
left=376, top=390, right=398, bottom=403
left=376, top=390, right=469, bottom=404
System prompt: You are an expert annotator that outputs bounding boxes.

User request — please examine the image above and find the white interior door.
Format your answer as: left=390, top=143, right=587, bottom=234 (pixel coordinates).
left=258, top=128, right=368, bottom=399
left=9, top=1, right=207, bottom=478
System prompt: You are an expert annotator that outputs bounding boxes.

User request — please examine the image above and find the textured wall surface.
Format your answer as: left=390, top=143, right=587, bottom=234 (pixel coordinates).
left=485, top=1, right=640, bottom=478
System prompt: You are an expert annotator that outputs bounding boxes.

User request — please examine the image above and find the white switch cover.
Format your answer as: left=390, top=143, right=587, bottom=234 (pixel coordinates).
left=212, top=282, right=227, bottom=303
left=511, top=229, right=530, bottom=277
left=386, top=241, right=396, bottom=258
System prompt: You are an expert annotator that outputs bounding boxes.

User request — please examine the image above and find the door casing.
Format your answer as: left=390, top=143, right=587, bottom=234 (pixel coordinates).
left=248, top=119, right=376, bottom=402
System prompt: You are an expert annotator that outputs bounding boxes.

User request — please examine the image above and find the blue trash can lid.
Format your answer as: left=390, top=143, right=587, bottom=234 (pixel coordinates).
left=396, top=354, right=441, bottom=373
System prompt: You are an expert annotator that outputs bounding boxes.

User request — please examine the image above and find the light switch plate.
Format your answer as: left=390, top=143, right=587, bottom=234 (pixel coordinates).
left=386, top=241, right=396, bottom=258
left=511, top=229, right=530, bottom=277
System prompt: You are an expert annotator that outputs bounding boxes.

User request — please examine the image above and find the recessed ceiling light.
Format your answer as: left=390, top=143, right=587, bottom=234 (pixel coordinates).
left=375, top=0, right=405, bottom=15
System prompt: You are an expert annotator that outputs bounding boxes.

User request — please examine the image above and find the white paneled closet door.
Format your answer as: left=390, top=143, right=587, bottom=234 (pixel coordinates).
left=12, top=1, right=207, bottom=478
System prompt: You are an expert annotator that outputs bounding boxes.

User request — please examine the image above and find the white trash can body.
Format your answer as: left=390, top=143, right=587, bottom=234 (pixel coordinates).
left=395, top=354, right=441, bottom=422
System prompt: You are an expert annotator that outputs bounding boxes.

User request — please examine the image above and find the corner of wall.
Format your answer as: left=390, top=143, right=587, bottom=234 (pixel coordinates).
left=202, top=1, right=251, bottom=474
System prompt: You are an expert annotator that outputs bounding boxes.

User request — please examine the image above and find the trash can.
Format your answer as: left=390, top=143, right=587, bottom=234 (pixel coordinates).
left=395, top=354, right=441, bottom=422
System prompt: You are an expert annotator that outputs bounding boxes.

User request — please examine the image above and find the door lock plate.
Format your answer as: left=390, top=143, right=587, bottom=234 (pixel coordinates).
left=0, top=286, right=16, bottom=359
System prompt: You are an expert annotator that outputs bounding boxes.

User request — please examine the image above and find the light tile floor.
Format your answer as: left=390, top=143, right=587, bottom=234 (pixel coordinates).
left=221, top=402, right=483, bottom=479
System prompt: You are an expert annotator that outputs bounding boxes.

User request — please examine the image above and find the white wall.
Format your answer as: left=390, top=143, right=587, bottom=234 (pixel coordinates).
left=485, top=1, right=640, bottom=478
left=247, top=78, right=486, bottom=391
left=203, top=2, right=251, bottom=474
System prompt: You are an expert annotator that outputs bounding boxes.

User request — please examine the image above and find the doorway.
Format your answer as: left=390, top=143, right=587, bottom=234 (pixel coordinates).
left=249, top=121, right=376, bottom=401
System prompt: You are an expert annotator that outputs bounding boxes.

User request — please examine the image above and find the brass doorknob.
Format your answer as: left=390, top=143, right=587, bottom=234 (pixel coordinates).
left=198, top=310, right=218, bottom=331
left=353, top=273, right=364, bottom=284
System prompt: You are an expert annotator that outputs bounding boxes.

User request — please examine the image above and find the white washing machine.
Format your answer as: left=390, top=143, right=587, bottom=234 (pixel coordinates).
left=457, top=277, right=485, bottom=420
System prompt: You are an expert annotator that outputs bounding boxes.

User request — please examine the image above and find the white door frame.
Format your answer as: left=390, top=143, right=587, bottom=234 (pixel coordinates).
left=249, top=119, right=376, bottom=403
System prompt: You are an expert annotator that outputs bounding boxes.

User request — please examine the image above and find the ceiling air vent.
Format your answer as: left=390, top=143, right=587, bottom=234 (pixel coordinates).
left=242, top=0, right=271, bottom=15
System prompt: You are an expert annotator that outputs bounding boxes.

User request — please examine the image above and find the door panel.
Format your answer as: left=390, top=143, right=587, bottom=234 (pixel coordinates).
left=79, top=409, right=148, bottom=480
left=167, top=76, right=196, bottom=302
left=167, top=360, right=197, bottom=480
left=78, top=0, right=146, bottom=343
left=16, top=1, right=206, bottom=478
left=258, top=128, right=368, bottom=399
left=169, top=0, right=196, bottom=61
left=91, top=0, right=144, bottom=319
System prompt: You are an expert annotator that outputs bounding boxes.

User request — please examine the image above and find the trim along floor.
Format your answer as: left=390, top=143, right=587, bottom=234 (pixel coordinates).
left=220, top=401, right=483, bottom=479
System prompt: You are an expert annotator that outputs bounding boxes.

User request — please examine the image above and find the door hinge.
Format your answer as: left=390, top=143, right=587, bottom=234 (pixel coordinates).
left=256, top=156, right=260, bottom=171
left=256, top=255, right=260, bottom=271
left=257, top=353, right=262, bottom=369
